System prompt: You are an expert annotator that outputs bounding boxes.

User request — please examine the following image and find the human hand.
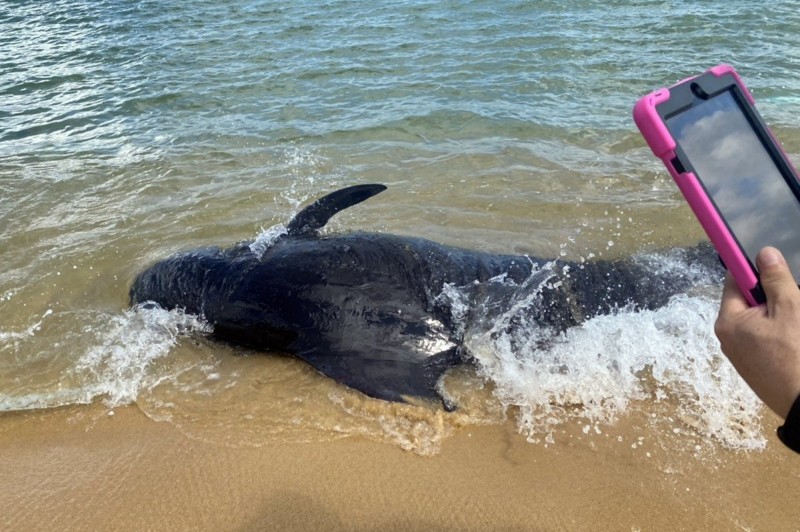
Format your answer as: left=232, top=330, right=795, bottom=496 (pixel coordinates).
left=715, top=247, right=800, bottom=419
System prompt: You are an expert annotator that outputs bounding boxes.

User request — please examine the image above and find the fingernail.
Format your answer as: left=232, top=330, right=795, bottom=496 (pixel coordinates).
left=759, top=247, right=784, bottom=267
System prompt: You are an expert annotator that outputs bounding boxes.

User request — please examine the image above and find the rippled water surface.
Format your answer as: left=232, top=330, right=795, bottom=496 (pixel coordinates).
left=3, top=0, right=800, bottom=454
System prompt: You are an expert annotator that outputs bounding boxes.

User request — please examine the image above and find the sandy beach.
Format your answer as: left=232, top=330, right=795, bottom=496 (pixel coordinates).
left=2, top=402, right=799, bottom=531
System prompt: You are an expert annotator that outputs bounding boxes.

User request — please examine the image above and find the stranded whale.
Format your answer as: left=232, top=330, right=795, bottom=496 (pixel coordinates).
left=130, top=184, right=722, bottom=407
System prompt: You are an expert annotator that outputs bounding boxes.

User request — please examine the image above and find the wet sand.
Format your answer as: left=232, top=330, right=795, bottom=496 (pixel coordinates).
left=2, top=403, right=799, bottom=531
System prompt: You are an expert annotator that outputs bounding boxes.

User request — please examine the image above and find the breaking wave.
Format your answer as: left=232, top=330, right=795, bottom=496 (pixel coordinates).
left=0, top=305, right=211, bottom=412
left=448, top=255, right=765, bottom=451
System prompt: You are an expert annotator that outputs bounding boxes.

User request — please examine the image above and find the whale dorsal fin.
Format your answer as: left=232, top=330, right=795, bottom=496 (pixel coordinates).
left=286, top=184, right=387, bottom=236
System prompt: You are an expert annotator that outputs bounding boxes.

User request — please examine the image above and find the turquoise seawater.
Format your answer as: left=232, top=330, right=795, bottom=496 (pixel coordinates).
left=3, top=0, right=800, bottom=453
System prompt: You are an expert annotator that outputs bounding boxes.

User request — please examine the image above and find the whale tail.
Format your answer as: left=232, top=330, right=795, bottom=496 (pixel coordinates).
left=286, top=184, right=387, bottom=236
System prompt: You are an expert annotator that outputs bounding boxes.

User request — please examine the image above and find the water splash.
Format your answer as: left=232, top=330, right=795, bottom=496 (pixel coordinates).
left=71, top=304, right=212, bottom=408
left=455, top=266, right=765, bottom=450
left=249, top=224, right=288, bottom=259
left=277, top=145, right=331, bottom=211
left=0, top=309, right=53, bottom=344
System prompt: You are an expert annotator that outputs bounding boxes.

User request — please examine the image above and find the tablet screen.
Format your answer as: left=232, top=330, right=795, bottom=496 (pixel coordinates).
left=666, top=90, right=800, bottom=279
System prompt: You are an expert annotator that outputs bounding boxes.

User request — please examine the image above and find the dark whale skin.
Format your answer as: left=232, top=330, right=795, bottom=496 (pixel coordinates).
left=130, top=184, right=722, bottom=406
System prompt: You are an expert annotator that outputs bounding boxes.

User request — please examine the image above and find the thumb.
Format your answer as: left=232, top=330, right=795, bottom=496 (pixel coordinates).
left=757, top=247, right=798, bottom=308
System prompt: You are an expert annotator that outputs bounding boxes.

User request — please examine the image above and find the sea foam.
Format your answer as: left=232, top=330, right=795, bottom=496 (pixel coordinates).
left=71, top=304, right=212, bottom=408
left=456, top=264, right=765, bottom=451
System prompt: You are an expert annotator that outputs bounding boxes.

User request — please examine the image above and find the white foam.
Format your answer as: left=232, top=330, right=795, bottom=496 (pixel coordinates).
left=0, top=309, right=53, bottom=343
left=249, top=224, right=288, bottom=259
left=462, top=279, right=765, bottom=451
left=70, top=304, right=212, bottom=408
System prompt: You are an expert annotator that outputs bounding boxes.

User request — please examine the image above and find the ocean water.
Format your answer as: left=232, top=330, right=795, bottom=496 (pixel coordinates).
left=3, top=0, right=800, bottom=455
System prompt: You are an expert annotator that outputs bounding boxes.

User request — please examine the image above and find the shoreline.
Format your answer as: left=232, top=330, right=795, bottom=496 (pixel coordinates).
left=2, top=402, right=799, bottom=530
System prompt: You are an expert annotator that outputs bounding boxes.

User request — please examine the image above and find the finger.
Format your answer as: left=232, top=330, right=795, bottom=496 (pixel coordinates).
left=718, top=272, right=748, bottom=317
left=757, top=247, right=800, bottom=311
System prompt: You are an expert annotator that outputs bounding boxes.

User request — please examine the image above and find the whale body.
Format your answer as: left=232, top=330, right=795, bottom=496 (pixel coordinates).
left=130, top=184, right=722, bottom=407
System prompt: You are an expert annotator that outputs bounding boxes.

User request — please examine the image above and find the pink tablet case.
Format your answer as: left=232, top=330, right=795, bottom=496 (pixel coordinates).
left=633, top=64, right=761, bottom=305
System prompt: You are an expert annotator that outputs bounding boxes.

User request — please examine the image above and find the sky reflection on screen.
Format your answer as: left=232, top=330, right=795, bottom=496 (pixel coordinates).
left=667, top=91, right=800, bottom=279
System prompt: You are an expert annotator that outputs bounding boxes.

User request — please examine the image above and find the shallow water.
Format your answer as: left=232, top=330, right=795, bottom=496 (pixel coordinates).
left=3, top=0, right=800, bottom=454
